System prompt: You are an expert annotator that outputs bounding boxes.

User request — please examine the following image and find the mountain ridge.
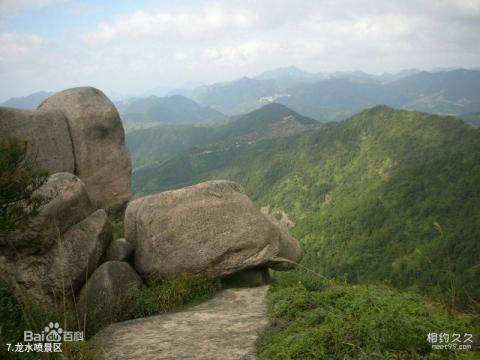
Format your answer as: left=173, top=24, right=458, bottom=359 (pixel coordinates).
left=127, top=103, right=320, bottom=170
left=115, top=94, right=224, bottom=124
left=132, top=106, right=480, bottom=307
left=168, top=69, right=480, bottom=121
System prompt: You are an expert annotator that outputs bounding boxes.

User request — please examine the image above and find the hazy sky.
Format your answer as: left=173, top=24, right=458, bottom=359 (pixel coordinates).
left=0, top=0, right=479, bottom=101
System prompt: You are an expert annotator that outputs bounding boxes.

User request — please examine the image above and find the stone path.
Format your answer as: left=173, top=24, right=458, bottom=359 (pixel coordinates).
left=90, top=286, right=270, bottom=360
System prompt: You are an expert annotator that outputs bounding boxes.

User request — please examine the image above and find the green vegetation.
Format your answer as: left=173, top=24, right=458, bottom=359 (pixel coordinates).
left=258, top=269, right=479, bottom=359
left=128, top=103, right=319, bottom=172
left=0, top=138, right=49, bottom=241
left=127, top=123, right=222, bottom=169
left=133, top=106, right=480, bottom=309
left=0, top=280, right=100, bottom=359
left=457, top=113, right=480, bottom=128
left=0, top=274, right=219, bottom=359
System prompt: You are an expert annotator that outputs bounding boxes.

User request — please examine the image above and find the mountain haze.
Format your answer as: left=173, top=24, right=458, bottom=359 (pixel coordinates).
left=0, top=91, right=53, bottom=109
left=116, top=95, right=224, bottom=124
left=170, top=69, right=480, bottom=122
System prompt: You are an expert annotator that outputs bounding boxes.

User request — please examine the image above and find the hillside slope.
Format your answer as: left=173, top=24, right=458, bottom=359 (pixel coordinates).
left=133, top=106, right=480, bottom=307
left=127, top=103, right=320, bottom=170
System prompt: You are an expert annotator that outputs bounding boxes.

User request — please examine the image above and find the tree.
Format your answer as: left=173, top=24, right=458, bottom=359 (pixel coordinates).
left=0, top=138, right=49, bottom=241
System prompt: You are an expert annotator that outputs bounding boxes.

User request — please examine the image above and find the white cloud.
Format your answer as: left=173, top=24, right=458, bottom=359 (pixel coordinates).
left=0, top=32, right=43, bottom=63
left=0, top=0, right=68, bottom=16
left=199, top=40, right=278, bottom=67
left=1, top=0, right=480, bottom=100
left=85, top=3, right=258, bottom=43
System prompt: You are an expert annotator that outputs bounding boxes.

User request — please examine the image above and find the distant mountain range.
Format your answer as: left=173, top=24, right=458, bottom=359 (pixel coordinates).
left=127, top=103, right=320, bottom=172
left=0, top=92, right=223, bottom=127
left=170, top=68, right=480, bottom=121
left=3, top=67, right=479, bottom=126
left=0, top=91, right=53, bottom=109
left=115, top=95, right=224, bottom=124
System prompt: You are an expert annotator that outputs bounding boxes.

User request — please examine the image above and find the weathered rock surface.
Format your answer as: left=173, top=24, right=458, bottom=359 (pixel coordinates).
left=0, top=87, right=132, bottom=209
left=266, top=217, right=304, bottom=271
left=103, top=238, right=133, bottom=262
left=0, top=107, right=74, bottom=173
left=78, top=261, right=142, bottom=312
left=125, top=180, right=303, bottom=281
left=49, top=209, right=113, bottom=294
left=1, top=173, right=95, bottom=254
left=37, top=173, right=95, bottom=234
left=90, top=286, right=269, bottom=360
left=38, top=87, right=132, bottom=208
left=0, top=209, right=113, bottom=305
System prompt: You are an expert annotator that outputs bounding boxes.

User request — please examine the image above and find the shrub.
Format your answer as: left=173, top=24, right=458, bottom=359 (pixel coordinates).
left=257, top=269, right=480, bottom=359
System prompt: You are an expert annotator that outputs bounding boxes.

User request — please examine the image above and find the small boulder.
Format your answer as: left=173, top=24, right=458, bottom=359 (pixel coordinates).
left=38, top=87, right=132, bottom=209
left=78, top=261, right=143, bottom=312
left=103, top=238, right=134, bottom=262
left=125, top=180, right=303, bottom=281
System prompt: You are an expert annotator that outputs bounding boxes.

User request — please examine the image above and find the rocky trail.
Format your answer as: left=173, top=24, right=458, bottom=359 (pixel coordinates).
left=90, top=286, right=270, bottom=360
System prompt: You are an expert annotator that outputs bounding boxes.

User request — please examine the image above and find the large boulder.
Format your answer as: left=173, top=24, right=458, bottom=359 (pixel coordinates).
left=78, top=261, right=143, bottom=313
left=0, top=107, right=74, bottom=173
left=125, top=180, right=303, bottom=281
left=38, top=87, right=132, bottom=208
left=0, top=209, right=113, bottom=305
left=1, top=173, right=95, bottom=255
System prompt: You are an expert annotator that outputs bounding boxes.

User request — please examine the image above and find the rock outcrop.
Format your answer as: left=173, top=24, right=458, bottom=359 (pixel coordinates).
left=125, top=180, right=303, bottom=281
left=0, top=87, right=132, bottom=209
left=38, top=87, right=131, bottom=208
left=78, top=261, right=142, bottom=312
left=0, top=174, right=113, bottom=305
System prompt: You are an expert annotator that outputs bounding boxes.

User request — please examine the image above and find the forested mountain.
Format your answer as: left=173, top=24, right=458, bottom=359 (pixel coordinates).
left=127, top=103, right=320, bottom=170
left=115, top=94, right=224, bottom=124
left=132, top=106, right=480, bottom=307
left=171, top=69, right=480, bottom=121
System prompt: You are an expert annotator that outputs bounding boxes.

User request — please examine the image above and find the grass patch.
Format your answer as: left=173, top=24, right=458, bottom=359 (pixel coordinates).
left=0, top=274, right=220, bottom=359
left=257, top=269, right=480, bottom=359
